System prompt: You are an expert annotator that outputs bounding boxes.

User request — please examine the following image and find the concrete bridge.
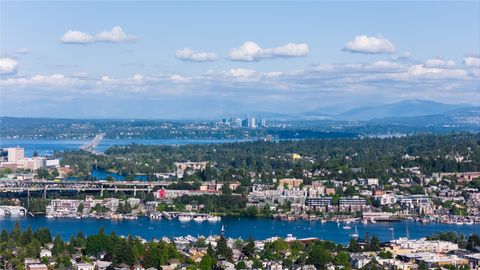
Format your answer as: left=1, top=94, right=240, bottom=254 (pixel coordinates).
left=0, top=179, right=171, bottom=197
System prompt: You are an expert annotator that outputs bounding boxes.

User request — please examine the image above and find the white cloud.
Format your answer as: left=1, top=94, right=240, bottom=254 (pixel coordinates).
left=132, top=74, right=144, bottom=81
left=170, top=74, right=191, bottom=82
left=343, top=35, right=396, bottom=54
left=464, top=56, right=480, bottom=67
left=175, top=48, right=218, bottom=62
left=0, top=57, right=18, bottom=74
left=60, top=30, right=94, bottom=44
left=424, top=58, right=455, bottom=68
left=61, top=27, right=135, bottom=44
left=229, top=41, right=309, bottom=61
left=95, top=27, right=135, bottom=43
left=371, top=60, right=403, bottom=69
left=406, top=64, right=467, bottom=79
left=223, top=68, right=258, bottom=79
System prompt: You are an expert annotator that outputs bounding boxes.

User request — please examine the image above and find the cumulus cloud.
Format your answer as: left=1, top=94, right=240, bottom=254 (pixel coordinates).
left=95, top=27, right=136, bottom=42
left=1, top=59, right=477, bottom=114
left=60, top=30, right=95, bottom=44
left=229, top=41, right=309, bottom=61
left=61, top=27, right=135, bottom=44
left=175, top=48, right=218, bottom=62
left=132, top=74, right=144, bottom=81
left=464, top=56, right=480, bottom=67
left=406, top=65, right=467, bottom=79
left=343, top=35, right=396, bottom=54
left=0, top=57, right=18, bottom=74
left=424, top=58, right=455, bottom=68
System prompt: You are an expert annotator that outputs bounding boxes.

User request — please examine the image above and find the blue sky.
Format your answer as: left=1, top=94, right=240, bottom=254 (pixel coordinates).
left=1, top=1, right=479, bottom=119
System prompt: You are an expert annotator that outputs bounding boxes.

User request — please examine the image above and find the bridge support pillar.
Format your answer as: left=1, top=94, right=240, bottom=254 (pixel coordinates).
left=43, top=188, right=47, bottom=200
left=134, top=186, right=137, bottom=197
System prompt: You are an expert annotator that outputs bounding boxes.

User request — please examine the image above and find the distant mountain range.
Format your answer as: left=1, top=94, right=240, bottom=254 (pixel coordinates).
left=245, top=100, right=478, bottom=122
left=334, top=100, right=473, bottom=121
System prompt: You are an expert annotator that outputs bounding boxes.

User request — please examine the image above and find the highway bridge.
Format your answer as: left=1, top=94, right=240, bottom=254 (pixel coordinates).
left=0, top=179, right=171, bottom=197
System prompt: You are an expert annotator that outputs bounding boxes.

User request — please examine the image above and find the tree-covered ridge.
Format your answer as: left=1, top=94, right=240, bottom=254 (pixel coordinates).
left=0, top=223, right=184, bottom=270
left=60, top=133, right=480, bottom=181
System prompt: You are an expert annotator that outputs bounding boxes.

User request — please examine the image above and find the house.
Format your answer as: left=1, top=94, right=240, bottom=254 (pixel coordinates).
left=350, top=253, right=371, bottom=268
left=40, top=248, right=52, bottom=258
left=76, top=263, right=95, bottom=270
left=114, top=263, right=130, bottom=270
left=133, top=264, right=145, bottom=270
left=27, top=264, right=48, bottom=270
left=94, top=260, right=111, bottom=270
left=24, top=258, right=41, bottom=266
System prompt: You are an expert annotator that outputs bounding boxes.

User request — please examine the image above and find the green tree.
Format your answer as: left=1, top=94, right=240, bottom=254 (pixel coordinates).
left=369, top=236, right=381, bottom=251
left=307, top=245, right=333, bottom=269
left=216, top=235, right=233, bottom=261
left=200, top=254, right=214, bottom=270
left=236, top=261, right=247, bottom=269
left=334, top=251, right=350, bottom=266
left=52, top=235, right=65, bottom=256
left=348, top=238, right=362, bottom=252
left=243, top=235, right=255, bottom=258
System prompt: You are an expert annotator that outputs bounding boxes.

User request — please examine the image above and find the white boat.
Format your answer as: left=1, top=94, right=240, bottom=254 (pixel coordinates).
left=193, top=216, right=206, bottom=222
left=465, top=221, right=474, bottom=225
left=370, top=218, right=377, bottom=224
left=349, top=226, right=359, bottom=238
left=321, top=219, right=327, bottom=224
left=343, top=225, right=352, bottom=230
left=178, top=215, right=192, bottom=222
left=362, top=219, right=368, bottom=224
left=207, top=216, right=221, bottom=222
left=456, top=221, right=464, bottom=225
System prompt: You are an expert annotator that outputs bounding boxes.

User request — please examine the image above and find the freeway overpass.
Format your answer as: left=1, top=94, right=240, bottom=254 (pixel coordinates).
left=0, top=179, right=171, bottom=197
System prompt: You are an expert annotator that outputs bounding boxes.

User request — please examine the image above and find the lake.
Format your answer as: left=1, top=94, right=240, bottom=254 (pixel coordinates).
left=0, top=138, right=252, bottom=157
left=1, top=217, right=479, bottom=244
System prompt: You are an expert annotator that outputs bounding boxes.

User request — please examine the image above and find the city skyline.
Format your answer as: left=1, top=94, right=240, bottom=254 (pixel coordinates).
left=1, top=1, right=479, bottom=119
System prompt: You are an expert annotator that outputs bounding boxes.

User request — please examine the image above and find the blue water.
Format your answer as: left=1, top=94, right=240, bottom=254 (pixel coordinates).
left=0, top=138, right=251, bottom=157
left=1, top=217, right=478, bottom=244
left=90, top=169, right=148, bottom=181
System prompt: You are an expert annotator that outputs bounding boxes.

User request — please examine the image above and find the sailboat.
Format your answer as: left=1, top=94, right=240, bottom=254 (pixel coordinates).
left=349, top=226, right=359, bottom=238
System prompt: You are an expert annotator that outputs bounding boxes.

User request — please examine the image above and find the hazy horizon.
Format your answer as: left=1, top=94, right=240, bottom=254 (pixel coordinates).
left=1, top=1, right=479, bottom=119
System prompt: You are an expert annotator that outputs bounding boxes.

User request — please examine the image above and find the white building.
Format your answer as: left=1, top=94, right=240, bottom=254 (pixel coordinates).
left=8, top=147, right=24, bottom=163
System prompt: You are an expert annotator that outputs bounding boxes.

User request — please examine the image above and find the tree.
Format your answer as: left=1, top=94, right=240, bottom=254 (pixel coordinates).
left=236, top=261, right=247, bottom=269
left=334, top=251, right=350, bottom=266
left=378, top=251, right=392, bottom=259
left=10, top=222, right=22, bottom=243
left=77, top=203, right=84, bottom=213
left=1, top=228, right=9, bottom=242
left=21, top=226, right=33, bottom=246
left=222, top=182, right=233, bottom=195
left=307, top=244, right=333, bottom=269
left=369, top=236, right=381, bottom=251
left=418, top=261, right=428, bottom=270
left=200, top=254, right=214, bottom=270
left=348, top=238, right=362, bottom=252
left=216, top=235, right=233, bottom=261
left=37, top=168, right=50, bottom=179
left=26, top=239, right=41, bottom=258
left=243, top=235, right=255, bottom=258
left=52, top=235, right=65, bottom=256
